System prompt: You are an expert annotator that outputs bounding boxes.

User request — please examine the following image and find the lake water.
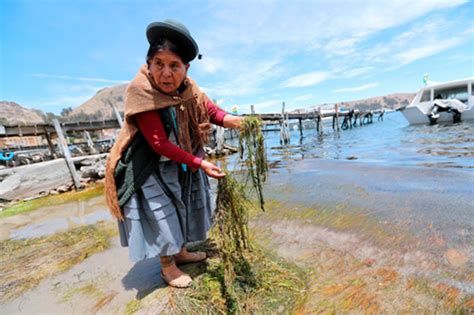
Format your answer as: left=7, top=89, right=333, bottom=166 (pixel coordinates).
left=246, top=111, right=474, bottom=170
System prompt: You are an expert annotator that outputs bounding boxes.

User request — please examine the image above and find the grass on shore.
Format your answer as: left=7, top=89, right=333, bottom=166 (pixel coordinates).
left=0, top=183, right=104, bottom=219
left=0, top=221, right=116, bottom=303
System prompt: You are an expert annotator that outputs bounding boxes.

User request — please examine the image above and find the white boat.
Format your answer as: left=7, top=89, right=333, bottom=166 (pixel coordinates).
left=400, top=77, right=474, bottom=124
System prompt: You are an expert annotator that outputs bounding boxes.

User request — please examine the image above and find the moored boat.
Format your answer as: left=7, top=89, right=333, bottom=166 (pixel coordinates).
left=400, top=77, right=474, bottom=124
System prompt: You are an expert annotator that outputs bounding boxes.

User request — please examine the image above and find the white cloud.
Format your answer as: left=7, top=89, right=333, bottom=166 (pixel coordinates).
left=340, top=67, right=375, bottom=79
left=195, top=56, right=225, bottom=74
left=282, top=71, right=331, bottom=88
left=201, top=56, right=284, bottom=97
left=332, top=83, right=379, bottom=93
left=243, top=99, right=282, bottom=113
left=394, top=39, right=463, bottom=66
left=39, top=94, right=93, bottom=107
left=323, top=37, right=362, bottom=56
left=293, top=94, right=313, bottom=102
left=32, top=73, right=128, bottom=84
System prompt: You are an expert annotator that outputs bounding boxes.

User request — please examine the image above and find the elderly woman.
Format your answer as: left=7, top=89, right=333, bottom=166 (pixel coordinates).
left=105, top=20, right=241, bottom=288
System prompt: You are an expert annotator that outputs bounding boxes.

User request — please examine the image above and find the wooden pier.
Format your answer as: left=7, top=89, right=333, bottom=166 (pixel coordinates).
left=244, top=104, right=384, bottom=144
left=1, top=103, right=385, bottom=175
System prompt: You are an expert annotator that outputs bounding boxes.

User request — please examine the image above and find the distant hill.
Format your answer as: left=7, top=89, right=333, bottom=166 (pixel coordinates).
left=336, top=93, right=414, bottom=111
left=292, top=93, right=415, bottom=113
left=68, top=84, right=127, bottom=120
left=0, top=101, right=45, bottom=125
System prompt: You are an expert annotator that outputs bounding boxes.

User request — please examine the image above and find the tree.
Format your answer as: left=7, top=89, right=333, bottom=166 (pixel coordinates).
left=44, top=112, right=60, bottom=123
left=60, top=107, right=73, bottom=117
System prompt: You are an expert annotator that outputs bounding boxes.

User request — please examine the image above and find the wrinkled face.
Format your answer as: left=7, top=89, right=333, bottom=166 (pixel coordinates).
left=148, top=50, right=189, bottom=94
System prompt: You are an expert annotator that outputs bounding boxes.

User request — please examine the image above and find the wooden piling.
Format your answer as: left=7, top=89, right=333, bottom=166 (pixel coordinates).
left=108, top=100, right=123, bottom=128
left=298, top=118, right=303, bottom=137
left=316, top=107, right=323, bottom=134
left=43, top=126, right=56, bottom=157
left=83, top=130, right=97, bottom=154
left=334, top=104, right=340, bottom=131
left=53, top=119, right=82, bottom=190
left=216, top=126, right=225, bottom=154
left=279, top=102, right=290, bottom=144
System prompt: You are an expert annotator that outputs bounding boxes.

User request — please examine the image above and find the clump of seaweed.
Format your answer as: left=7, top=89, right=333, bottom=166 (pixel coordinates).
left=213, top=176, right=255, bottom=311
left=238, top=116, right=268, bottom=211
left=210, top=116, right=270, bottom=311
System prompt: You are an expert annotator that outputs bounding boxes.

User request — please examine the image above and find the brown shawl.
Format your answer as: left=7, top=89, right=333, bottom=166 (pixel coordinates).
left=105, top=64, right=210, bottom=219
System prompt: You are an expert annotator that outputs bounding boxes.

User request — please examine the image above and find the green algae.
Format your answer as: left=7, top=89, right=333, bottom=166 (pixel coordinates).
left=124, top=299, right=142, bottom=315
left=238, top=116, right=268, bottom=211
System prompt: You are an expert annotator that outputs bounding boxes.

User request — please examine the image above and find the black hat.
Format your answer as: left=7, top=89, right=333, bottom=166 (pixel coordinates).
left=146, top=19, right=199, bottom=63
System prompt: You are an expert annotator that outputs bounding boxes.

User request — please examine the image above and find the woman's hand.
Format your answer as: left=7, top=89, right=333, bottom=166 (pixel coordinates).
left=223, top=115, right=243, bottom=129
left=200, top=160, right=226, bottom=179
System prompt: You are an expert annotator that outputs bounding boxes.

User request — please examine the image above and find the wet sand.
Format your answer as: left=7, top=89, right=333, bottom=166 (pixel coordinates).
left=1, top=158, right=473, bottom=313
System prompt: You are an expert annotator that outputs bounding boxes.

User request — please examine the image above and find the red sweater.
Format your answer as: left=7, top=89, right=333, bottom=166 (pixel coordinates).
left=135, top=101, right=227, bottom=169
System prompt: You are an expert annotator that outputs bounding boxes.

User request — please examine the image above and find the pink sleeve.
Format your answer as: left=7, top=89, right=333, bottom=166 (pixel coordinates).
left=135, top=111, right=202, bottom=169
left=207, top=100, right=227, bottom=126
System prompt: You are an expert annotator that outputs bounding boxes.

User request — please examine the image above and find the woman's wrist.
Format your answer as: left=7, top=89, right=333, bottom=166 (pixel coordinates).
left=223, top=115, right=242, bottom=129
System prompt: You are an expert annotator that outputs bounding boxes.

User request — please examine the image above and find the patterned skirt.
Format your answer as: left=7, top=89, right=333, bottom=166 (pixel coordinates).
left=117, top=161, right=212, bottom=262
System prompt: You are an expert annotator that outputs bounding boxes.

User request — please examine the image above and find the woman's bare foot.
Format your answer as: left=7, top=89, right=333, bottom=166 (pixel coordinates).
left=173, top=247, right=207, bottom=265
left=160, top=256, right=192, bottom=288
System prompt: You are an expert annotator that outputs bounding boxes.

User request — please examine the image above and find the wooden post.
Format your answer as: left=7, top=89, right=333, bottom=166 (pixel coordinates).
left=334, top=104, right=340, bottom=131
left=216, top=126, right=224, bottom=154
left=43, top=126, right=56, bottom=157
left=83, top=130, right=98, bottom=154
left=298, top=118, right=303, bottom=138
left=317, top=107, right=323, bottom=134
left=108, top=100, right=124, bottom=128
left=280, top=102, right=285, bottom=144
left=53, top=119, right=82, bottom=189
left=279, top=102, right=290, bottom=144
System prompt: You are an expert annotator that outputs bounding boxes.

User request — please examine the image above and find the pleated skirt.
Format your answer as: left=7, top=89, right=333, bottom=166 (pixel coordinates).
left=117, top=161, right=212, bottom=262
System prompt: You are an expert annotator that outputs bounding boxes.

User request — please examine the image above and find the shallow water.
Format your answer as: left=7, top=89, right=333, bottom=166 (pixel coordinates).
left=0, top=195, right=110, bottom=241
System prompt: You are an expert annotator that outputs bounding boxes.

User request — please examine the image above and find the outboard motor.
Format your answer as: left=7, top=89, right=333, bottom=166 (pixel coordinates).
left=428, top=99, right=468, bottom=124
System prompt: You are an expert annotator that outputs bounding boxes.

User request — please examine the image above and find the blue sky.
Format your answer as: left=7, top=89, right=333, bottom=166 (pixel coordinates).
left=1, top=0, right=473, bottom=114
